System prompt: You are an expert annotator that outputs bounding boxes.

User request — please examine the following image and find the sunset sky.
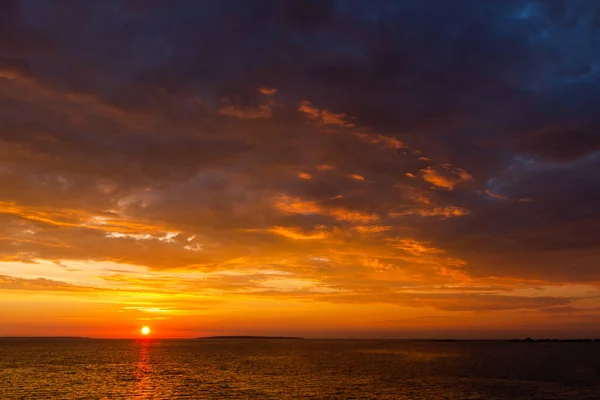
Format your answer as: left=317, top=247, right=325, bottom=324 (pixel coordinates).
left=2, top=1, right=600, bottom=339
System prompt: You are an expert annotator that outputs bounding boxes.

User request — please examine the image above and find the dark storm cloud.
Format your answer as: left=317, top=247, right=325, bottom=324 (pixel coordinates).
left=1, top=0, right=600, bottom=294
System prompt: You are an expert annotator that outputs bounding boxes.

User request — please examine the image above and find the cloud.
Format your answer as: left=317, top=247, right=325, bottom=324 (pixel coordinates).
left=274, top=195, right=323, bottom=215
left=353, top=225, right=392, bottom=234
left=274, top=195, right=379, bottom=223
left=0, top=274, right=96, bottom=292
left=218, top=103, right=273, bottom=119
left=299, top=101, right=355, bottom=127
left=258, top=87, right=277, bottom=96
left=268, top=225, right=331, bottom=240
left=320, top=291, right=573, bottom=312
left=386, top=238, right=443, bottom=256
left=421, top=166, right=473, bottom=190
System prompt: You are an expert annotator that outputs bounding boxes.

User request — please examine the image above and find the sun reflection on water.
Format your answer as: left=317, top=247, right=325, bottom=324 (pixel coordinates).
left=133, top=341, right=152, bottom=399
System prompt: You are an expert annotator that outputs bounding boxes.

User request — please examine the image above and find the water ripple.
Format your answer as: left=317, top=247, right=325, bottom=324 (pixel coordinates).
left=1, top=339, right=599, bottom=399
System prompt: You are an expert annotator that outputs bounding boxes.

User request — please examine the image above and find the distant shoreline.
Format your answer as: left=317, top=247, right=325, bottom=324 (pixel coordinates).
left=197, top=336, right=304, bottom=340
left=0, top=337, right=93, bottom=339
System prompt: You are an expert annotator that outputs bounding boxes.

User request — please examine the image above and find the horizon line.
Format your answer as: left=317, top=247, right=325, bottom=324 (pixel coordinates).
left=2, top=336, right=600, bottom=341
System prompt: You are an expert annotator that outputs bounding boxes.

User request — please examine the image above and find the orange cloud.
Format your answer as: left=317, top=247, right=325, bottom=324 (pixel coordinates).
left=416, top=206, right=470, bottom=217
left=328, top=208, right=379, bottom=223
left=298, top=101, right=354, bottom=127
left=269, top=226, right=331, bottom=240
left=361, top=258, right=395, bottom=271
left=258, top=87, right=277, bottom=95
left=298, top=172, right=312, bottom=180
left=390, top=206, right=470, bottom=218
left=387, top=238, right=443, bottom=255
left=0, top=275, right=97, bottom=293
left=354, top=132, right=406, bottom=150
left=321, top=110, right=354, bottom=127
left=421, top=168, right=456, bottom=190
left=275, top=195, right=379, bottom=223
left=388, top=193, right=470, bottom=218
left=349, top=174, right=365, bottom=181
left=453, top=167, right=473, bottom=181
left=421, top=166, right=473, bottom=190
left=377, top=135, right=405, bottom=149
left=298, top=101, right=407, bottom=157
left=274, top=195, right=322, bottom=215
left=298, top=100, right=321, bottom=119
left=354, top=225, right=393, bottom=234
left=0, top=202, right=168, bottom=234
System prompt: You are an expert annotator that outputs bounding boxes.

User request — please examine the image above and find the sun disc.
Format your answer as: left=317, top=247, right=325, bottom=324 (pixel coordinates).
left=141, top=326, right=150, bottom=335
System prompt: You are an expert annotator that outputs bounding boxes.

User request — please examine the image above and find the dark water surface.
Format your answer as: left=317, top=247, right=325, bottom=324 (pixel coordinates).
left=1, top=339, right=599, bottom=399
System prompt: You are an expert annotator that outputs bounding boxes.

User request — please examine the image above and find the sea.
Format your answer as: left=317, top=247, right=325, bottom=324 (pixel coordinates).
left=1, top=338, right=599, bottom=399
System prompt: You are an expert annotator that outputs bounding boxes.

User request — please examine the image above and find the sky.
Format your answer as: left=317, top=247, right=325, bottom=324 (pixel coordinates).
left=1, top=0, right=600, bottom=339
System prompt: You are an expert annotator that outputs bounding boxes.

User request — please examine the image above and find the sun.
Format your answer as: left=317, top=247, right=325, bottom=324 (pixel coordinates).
left=141, top=326, right=150, bottom=336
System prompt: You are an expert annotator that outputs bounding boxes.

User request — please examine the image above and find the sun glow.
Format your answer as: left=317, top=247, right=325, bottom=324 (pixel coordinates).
left=141, top=326, right=150, bottom=336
